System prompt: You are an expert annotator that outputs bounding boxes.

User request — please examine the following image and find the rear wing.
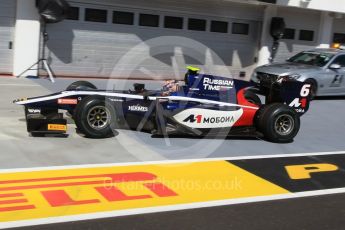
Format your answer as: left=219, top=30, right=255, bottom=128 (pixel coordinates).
left=265, top=81, right=311, bottom=115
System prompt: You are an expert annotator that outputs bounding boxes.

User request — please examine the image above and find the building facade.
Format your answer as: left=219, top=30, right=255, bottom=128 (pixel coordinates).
left=1, top=0, right=345, bottom=80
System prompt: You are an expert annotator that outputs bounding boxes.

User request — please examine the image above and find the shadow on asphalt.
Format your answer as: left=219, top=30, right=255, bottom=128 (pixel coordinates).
left=151, top=134, right=261, bottom=141
left=315, top=96, right=345, bottom=100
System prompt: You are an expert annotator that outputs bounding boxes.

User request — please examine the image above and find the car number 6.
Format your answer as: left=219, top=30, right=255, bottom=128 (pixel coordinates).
left=301, top=84, right=311, bottom=97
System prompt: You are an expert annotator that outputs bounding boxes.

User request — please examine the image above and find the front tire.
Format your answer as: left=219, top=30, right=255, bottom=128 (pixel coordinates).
left=66, top=81, right=97, bottom=91
left=66, top=81, right=97, bottom=117
left=256, top=103, right=300, bottom=143
left=74, top=96, right=116, bottom=138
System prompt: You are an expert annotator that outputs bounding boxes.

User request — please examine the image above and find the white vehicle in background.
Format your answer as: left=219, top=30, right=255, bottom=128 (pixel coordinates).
left=251, top=44, right=345, bottom=98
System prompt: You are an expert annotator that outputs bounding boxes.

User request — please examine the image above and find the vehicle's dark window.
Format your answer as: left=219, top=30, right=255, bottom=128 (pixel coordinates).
left=332, top=55, right=345, bottom=67
left=85, top=8, right=107, bottom=23
left=211, top=20, right=228, bottom=33
left=333, top=33, right=345, bottom=43
left=282, top=28, right=295, bottom=39
left=164, top=16, right=183, bottom=29
left=139, top=14, right=159, bottom=27
left=113, top=11, right=134, bottom=25
left=67, top=7, right=79, bottom=20
left=287, top=52, right=334, bottom=67
left=299, top=30, right=314, bottom=41
left=232, top=23, right=249, bottom=35
left=188, top=18, right=206, bottom=31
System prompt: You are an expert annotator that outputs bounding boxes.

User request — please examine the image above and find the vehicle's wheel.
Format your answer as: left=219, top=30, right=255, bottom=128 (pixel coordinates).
left=66, top=81, right=97, bottom=117
left=74, top=96, right=115, bottom=138
left=245, top=90, right=262, bottom=106
left=66, top=81, right=97, bottom=91
left=257, top=103, right=300, bottom=143
left=304, top=79, right=317, bottom=100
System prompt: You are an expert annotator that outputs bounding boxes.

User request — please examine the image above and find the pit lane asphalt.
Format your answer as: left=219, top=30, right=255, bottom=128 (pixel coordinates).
left=0, top=77, right=344, bottom=169
left=15, top=193, right=345, bottom=230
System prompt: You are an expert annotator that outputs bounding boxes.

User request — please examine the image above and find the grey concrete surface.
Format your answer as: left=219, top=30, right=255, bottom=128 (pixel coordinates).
left=0, top=77, right=344, bottom=169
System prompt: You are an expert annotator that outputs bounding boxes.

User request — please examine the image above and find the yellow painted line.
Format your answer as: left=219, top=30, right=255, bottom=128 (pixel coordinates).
left=0, top=161, right=289, bottom=224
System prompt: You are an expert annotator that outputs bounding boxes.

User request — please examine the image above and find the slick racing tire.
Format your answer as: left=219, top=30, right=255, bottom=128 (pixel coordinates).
left=256, top=103, right=300, bottom=143
left=74, top=96, right=116, bottom=138
left=66, top=81, right=97, bottom=91
left=66, top=81, right=97, bottom=118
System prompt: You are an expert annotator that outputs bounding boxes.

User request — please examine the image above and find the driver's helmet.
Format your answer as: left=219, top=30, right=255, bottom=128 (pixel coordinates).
left=184, top=66, right=200, bottom=86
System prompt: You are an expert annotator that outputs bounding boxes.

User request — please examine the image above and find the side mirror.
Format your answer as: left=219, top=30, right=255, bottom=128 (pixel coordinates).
left=329, top=63, right=342, bottom=70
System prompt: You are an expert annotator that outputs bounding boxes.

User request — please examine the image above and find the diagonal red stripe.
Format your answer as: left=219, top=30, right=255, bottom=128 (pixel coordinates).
left=0, top=193, right=23, bottom=198
left=0, top=199, right=28, bottom=205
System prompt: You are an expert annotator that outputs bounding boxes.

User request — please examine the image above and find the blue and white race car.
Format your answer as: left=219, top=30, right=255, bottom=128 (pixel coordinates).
left=14, top=67, right=312, bottom=143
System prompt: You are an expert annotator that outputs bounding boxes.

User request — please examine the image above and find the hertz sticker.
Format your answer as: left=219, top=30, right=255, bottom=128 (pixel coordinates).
left=0, top=161, right=288, bottom=223
left=47, top=124, right=67, bottom=131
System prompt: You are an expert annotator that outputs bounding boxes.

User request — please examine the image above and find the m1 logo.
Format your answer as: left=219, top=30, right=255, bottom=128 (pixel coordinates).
left=288, top=84, right=310, bottom=112
left=289, top=98, right=307, bottom=108
left=0, top=172, right=177, bottom=212
left=183, top=115, right=202, bottom=123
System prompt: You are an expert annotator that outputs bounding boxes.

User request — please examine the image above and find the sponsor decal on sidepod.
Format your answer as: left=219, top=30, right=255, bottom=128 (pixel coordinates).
left=203, top=77, right=234, bottom=91
left=174, top=108, right=243, bottom=128
left=57, top=98, right=78, bottom=105
left=128, top=104, right=149, bottom=112
left=27, top=109, right=41, bottom=114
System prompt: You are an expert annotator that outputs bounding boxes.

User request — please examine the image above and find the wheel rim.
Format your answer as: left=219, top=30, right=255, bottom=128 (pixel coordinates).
left=87, top=105, right=111, bottom=130
left=274, top=114, right=294, bottom=136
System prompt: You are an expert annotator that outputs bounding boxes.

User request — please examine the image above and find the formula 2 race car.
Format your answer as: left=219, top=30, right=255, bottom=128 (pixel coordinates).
left=14, top=67, right=312, bottom=143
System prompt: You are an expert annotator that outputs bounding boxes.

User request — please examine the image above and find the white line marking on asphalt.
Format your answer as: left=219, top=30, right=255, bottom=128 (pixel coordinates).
left=1, top=187, right=345, bottom=229
left=0, top=84, right=40, bottom=87
left=0, top=150, right=344, bottom=173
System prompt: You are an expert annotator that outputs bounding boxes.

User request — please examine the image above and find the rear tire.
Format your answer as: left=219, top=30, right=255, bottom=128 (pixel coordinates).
left=74, top=96, right=116, bottom=138
left=256, top=103, right=300, bottom=143
left=66, top=81, right=97, bottom=91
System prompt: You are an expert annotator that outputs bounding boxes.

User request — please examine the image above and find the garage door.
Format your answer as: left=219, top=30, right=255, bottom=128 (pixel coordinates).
left=45, top=0, right=262, bottom=80
left=274, top=8, right=320, bottom=63
left=332, top=17, right=345, bottom=44
left=0, top=0, right=15, bottom=74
